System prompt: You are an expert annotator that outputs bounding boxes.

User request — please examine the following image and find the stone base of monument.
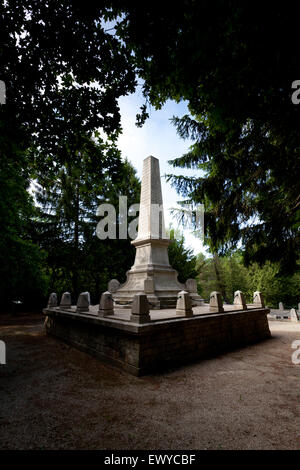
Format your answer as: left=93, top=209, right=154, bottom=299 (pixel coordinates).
left=43, top=305, right=271, bottom=376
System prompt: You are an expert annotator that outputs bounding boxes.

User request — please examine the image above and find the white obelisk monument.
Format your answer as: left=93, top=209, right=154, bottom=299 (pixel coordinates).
left=113, top=155, right=186, bottom=308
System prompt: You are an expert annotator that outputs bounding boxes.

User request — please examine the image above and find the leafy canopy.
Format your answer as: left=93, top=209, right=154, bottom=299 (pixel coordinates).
left=0, top=2, right=139, bottom=309
left=112, top=1, right=300, bottom=272
left=1, top=1, right=137, bottom=150
left=32, top=135, right=141, bottom=303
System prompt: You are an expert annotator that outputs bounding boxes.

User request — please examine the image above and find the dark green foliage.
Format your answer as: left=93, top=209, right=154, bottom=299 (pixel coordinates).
left=197, top=252, right=249, bottom=303
left=0, top=137, right=49, bottom=310
left=0, top=2, right=138, bottom=311
left=112, top=2, right=300, bottom=273
left=1, top=1, right=299, bottom=310
left=197, top=252, right=300, bottom=308
left=167, top=227, right=197, bottom=284
left=245, top=261, right=300, bottom=310
left=0, top=1, right=136, bottom=151
left=32, top=137, right=141, bottom=304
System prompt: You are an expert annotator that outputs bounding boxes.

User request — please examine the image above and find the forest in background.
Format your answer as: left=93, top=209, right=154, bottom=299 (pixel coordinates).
left=0, top=2, right=299, bottom=312
left=196, top=252, right=300, bottom=309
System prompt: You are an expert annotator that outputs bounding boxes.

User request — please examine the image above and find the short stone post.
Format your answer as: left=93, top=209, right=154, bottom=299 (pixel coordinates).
left=298, top=303, right=300, bottom=312
left=76, top=292, right=90, bottom=313
left=98, top=291, right=114, bottom=317
left=130, top=293, right=151, bottom=324
left=209, top=291, right=224, bottom=313
left=233, top=290, right=247, bottom=310
left=185, top=279, right=204, bottom=306
left=290, top=308, right=299, bottom=322
left=176, top=291, right=193, bottom=317
left=253, top=291, right=265, bottom=308
left=108, top=279, right=120, bottom=293
left=47, top=293, right=57, bottom=308
left=279, top=302, right=284, bottom=311
left=60, top=292, right=71, bottom=309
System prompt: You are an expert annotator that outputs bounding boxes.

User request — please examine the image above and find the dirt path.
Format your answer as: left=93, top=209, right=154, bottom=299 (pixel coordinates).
left=1, top=314, right=300, bottom=450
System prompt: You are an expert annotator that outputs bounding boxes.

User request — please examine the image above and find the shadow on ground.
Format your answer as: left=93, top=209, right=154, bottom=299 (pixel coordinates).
left=1, top=313, right=300, bottom=450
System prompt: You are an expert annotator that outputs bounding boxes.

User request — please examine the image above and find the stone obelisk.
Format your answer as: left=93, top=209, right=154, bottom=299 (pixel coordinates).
left=112, top=155, right=185, bottom=309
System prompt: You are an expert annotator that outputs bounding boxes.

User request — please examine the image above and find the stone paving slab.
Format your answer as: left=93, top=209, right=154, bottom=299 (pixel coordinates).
left=59, top=303, right=262, bottom=323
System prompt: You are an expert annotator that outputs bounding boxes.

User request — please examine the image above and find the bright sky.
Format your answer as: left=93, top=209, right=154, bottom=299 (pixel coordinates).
left=117, top=90, right=207, bottom=256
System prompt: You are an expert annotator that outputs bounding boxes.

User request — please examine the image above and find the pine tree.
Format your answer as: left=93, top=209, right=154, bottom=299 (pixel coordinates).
left=32, top=135, right=141, bottom=303
left=111, top=2, right=300, bottom=273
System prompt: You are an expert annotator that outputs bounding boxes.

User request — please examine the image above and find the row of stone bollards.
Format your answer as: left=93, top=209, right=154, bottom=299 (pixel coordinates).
left=47, top=289, right=265, bottom=324
left=98, top=291, right=151, bottom=324
left=176, top=290, right=264, bottom=316
left=47, top=290, right=152, bottom=324
left=47, top=291, right=89, bottom=311
left=278, top=302, right=300, bottom=311
left=210, top=290, right=265, bottom=311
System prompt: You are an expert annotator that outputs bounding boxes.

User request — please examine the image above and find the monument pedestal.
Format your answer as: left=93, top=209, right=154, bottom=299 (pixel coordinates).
left=44, top=306, right=271, bottom=376
left=112, top=156, right=187, bottom=308
left=113, top=238, right=186, bottom=308
left=43, top=154, right=272, bottom=376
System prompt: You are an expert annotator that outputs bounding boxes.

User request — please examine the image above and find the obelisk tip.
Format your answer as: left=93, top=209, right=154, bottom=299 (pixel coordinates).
left=144, top=155, right=158, bottom=161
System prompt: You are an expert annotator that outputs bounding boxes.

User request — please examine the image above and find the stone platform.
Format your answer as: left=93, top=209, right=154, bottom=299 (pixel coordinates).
left=110, top=155, right=202, bottom=309
left=44, top=304, right=271, bottom=376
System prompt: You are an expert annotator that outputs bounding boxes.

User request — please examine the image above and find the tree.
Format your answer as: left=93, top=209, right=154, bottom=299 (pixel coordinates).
left=221, top=252, right=249, bottom=302
left=0, top=141, right=49, bottom=311
left=111, top=2, right=300, bottom=273
left=0, top=2, right=137, bottom=310
left=245, top=261, right=300, bottom=309
left=32, top=136, right=141, bottom=303
left=196, top=254, right=232, bottom=302
left=167, top=226, right=197, bottom=284
left=0, top=2, right=136, bottom=151
left=196, top=251, right=300, bottom=308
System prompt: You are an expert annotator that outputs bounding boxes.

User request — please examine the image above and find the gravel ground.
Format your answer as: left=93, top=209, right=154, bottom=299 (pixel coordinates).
left=1, top=314, right=300, bottom=450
